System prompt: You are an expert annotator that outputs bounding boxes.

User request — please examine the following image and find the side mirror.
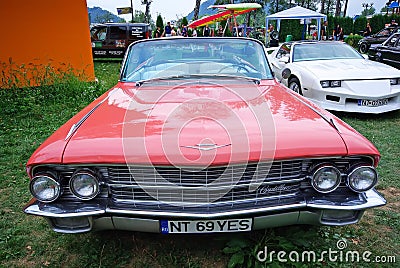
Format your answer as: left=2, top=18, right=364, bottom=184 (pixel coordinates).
left=279, top=56, right=290, bottom=63
left=281, top=68, right=291, bottom=80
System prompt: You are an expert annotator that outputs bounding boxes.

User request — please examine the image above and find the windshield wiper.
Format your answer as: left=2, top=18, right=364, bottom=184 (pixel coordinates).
left=135, top=74, right=260, bottom=87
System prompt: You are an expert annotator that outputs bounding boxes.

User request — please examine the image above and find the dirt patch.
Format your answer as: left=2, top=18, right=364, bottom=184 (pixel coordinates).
left=379, top=187, right=400, bottom=212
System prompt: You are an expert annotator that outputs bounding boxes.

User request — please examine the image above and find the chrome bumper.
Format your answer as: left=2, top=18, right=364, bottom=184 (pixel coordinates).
left=24, top=189, right=386, bottom=234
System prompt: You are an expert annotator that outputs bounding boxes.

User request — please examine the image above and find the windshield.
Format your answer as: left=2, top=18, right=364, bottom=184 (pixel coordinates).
left=292, top=43, right=364, bottom=62
left=121, top=38, right=273, bottom=82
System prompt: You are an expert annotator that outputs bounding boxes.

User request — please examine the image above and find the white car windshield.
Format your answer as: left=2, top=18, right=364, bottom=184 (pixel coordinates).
left=121, top=38, right=273, bottom=82
left=292, top=43, right=364, bottom=62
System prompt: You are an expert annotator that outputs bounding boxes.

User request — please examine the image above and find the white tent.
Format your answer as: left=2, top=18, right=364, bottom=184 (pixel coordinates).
left=266, top=6, right=327, bottom=41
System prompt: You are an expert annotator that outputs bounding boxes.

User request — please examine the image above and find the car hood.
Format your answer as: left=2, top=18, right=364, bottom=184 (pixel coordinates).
left=27, top=80, right=378, bottom=166
left=293, top=59, right=400, bottom=80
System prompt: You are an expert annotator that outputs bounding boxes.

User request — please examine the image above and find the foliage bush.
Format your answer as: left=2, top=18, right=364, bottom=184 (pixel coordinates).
left=344, top=34, right=363, bottom=48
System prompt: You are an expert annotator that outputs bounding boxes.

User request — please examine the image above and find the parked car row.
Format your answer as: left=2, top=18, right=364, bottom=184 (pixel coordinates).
left=269, top=41, right=400, bottom=114
left=358, top=25, right=400, bottom=53
left=368, top=32, right=400, bottom=69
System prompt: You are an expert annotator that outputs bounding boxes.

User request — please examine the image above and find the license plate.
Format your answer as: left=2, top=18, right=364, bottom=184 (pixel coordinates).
left=358, top=98, right=388, bottom=107
left=160, top=218, right=252, bottom=234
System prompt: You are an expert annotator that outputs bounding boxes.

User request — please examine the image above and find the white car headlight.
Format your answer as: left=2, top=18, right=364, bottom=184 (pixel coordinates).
left=30, top=174, right=61, bottom=203
left=390, top=78, right=399, bottom=85
left=320, top=80, right=341, bottom=88
left=311, top=165, right=341, bottom=193
left=69, top=171, right=100, bottom=200
left=347, top=166, right=377, bottom=192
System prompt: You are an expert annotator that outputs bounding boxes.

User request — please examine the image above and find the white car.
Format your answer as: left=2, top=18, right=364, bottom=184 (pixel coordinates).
left=269, top=41, right=400, bottom=113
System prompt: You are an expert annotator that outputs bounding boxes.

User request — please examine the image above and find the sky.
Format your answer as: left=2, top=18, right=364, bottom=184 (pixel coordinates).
left=86, top=0, right=389, bottom=22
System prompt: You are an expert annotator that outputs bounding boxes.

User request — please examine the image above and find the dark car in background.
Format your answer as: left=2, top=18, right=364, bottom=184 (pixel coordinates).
left=368, top=32, right=400, bottom=69
left=90, top=23, right=151, bottom=58
left=358, top=26, right=400, bottom=53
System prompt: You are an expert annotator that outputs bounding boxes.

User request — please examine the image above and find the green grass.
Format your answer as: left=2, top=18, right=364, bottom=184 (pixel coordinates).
left=0, top=62, right=399, bottom=267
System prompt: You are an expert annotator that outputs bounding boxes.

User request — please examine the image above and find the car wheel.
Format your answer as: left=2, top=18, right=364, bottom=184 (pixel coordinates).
left=359, top=43, right=369, bottom=53
left=289, top=78, right=302, bottom=95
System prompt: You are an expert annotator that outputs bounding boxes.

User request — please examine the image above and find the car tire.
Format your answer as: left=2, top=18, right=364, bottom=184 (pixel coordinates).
left=289, top=78, right=302, bottom=95
left=359, top=43, right=369, bottom=54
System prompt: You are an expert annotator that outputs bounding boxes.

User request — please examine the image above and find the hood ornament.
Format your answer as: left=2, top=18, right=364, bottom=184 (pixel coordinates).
left=181, top=143, right=231, bottom=151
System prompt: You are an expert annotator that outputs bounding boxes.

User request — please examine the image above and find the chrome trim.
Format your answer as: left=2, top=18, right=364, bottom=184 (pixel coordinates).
left=108, top=179, right=303, bottom=190
left=24, top=189, right=386, bottom=219
left=24, top=203, right=105, bottom=218
left=180, top=143, right=231, bottom=151
left=111, top=192, right=299, bottom=207
left=29, top=155, right=376, bottom=174
left=64, top=97, right=108, bottom=141
left=108, top=203, right=308, bottom=218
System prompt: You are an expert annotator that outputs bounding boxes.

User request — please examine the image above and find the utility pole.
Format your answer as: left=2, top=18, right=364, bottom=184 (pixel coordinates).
left=131, top=0, right=134, bottom=22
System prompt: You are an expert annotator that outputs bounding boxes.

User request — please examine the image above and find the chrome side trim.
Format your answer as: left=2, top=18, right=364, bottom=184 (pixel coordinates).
left=65, top=97, right=108, bottom=141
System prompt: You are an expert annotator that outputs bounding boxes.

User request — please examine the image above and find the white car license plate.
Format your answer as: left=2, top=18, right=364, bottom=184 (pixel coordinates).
left=358, top=98, right=388, bottom=107
left=160, top=218, right=252, bottom=234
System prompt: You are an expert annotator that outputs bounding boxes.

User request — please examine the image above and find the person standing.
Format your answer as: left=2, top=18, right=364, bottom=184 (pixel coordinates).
left=182, top=25, right=188, bottom=37
left=364, top=22, right=372, bottom=37
left=154, top=27, right=162, bottom=38
left=176, top=26, right=182, bottom=36
left=217, top=25, right=224, bottom=37
left=321, top=21, right=328, bottom=40
left=162, top=22, right=172, bottom=37
left=192, top=28, right=198, bottom=37
left=203, top=25, right=210, bottom=37
left=333, top=24, right=343, bottom=41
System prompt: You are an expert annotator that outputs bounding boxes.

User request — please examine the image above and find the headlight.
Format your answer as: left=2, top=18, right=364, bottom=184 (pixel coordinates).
left=30, top=174, right=61, bottom=203
left=320, top=80, right=341, bottom=88
left=311, top=165, right=341, bottom=193
left=69, top=171, right=100, bottom=200
left=347, top=166, right=377, bottom=192
left=390, top=78, right=399, bottom=85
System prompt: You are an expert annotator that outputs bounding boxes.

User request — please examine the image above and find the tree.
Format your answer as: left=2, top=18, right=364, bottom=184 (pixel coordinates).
left=193, top=0, right=202, bottom=20
left=321, top=0, right=326, bottom=14
left=343, top=0, right=349, bottom=17
left=94, top=12, right=114, bottom=23
left=141, top=0, right=153, bottom=23
left=361, top=2, right=375, bottom=16
left=335, top=0, right=342, bottom=17
left=181, top=17, right=189, bottom=26
left=156, top=14, right=164, bottom=29
left=132, top=10, right=146, bottom=23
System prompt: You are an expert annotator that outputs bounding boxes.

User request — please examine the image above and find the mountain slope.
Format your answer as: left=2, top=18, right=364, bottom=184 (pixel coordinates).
left=88, top=6, right=124, bottom=23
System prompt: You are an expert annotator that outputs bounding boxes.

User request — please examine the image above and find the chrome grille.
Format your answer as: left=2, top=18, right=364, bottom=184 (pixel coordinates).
left=107, top=160, right=304, bottom=207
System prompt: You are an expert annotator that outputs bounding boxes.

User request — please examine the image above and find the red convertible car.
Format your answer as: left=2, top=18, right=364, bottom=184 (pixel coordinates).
left=24, top=38, right=386, bottom=234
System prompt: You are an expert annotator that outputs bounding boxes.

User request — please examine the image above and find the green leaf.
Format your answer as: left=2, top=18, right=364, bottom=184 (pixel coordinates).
left=227, top=237, right=250, bottom=249
left=228, top=253, right=245, bottom=268
left=223, top=246, right=241, bottom=254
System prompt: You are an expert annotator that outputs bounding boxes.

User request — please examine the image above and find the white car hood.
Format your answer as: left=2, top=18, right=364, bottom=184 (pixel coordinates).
left=294, top=59, right=400, bottom=80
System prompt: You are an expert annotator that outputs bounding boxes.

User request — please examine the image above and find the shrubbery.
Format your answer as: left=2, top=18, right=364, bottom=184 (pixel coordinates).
left=344, top=34, right=363, bottom=48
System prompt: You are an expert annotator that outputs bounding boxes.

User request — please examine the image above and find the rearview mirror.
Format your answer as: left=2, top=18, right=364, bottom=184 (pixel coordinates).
left=281, top=68, right=291, bottom=80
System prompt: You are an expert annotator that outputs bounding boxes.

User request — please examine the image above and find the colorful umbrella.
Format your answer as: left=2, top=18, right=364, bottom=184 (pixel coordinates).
left=188, top=3, right=261, bottom=29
